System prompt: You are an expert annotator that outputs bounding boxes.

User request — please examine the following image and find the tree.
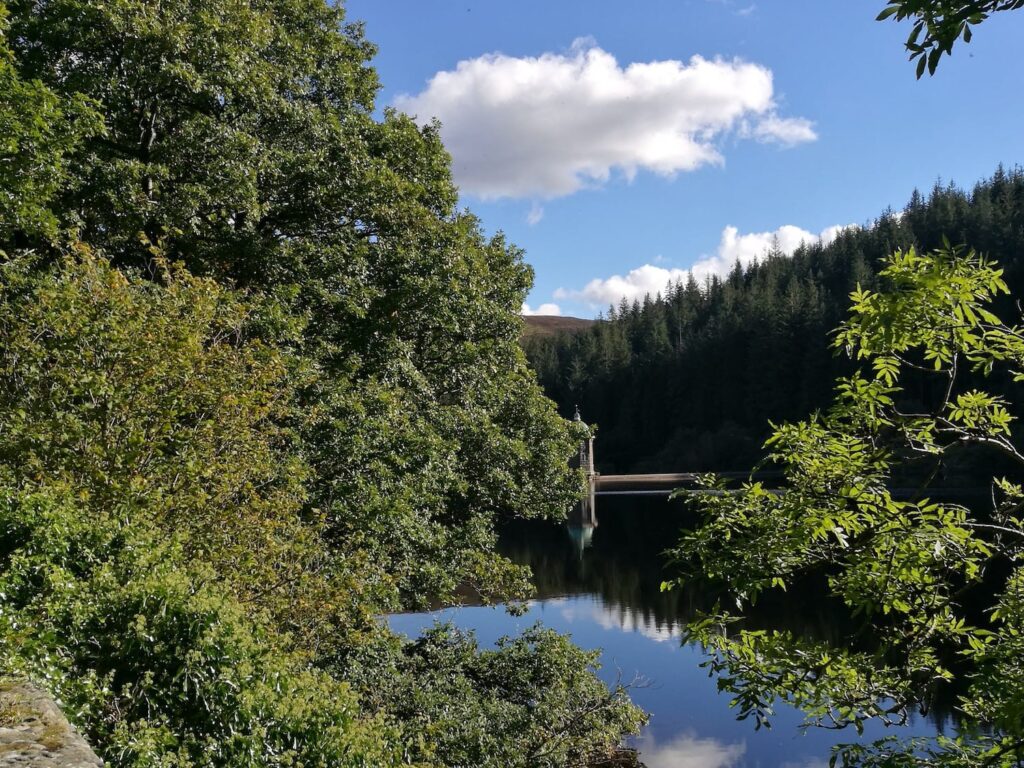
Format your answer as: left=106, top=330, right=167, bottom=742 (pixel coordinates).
left=0, top=0, right=642, bottom=762
left=666, top=244, right=1024, bottom=766
left=0, top=251, right=642, bottom=767
left=3, top=0, right=583, bottom=609
left=0, top=252, right=401, bottom=765
left=0, top=4, right=98, bottom=243
left=877, top=0, right=1024, bottom=76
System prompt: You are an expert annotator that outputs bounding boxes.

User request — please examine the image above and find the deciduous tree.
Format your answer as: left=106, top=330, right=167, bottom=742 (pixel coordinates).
left=877, top=0, right=1024, bottom=76
left=667, top=245, right=1024, bottom=766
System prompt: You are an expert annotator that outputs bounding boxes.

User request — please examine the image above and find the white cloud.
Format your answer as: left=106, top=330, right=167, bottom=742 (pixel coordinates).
left=819, top=223, right=852, bottom=242
left=690, top=223, right=837, bottom=280
left=555, top=264, right=690, bottom=307
left=395, top=40, right=816, bottom=200
left=521, top=302, right=562, bottom=316
left=634, top=732, right=746, bottom=768
left=748, top=114, right=818, bottom=145
left=526, top=202, right=545, bottom=225
left=557, top=222, right=856, bottom=307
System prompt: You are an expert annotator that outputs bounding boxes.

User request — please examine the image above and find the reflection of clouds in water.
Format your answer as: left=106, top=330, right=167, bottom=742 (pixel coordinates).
left=635, top=732, right=745, bottom=768
left=554, top=598, right=681, bottom=644
left=781, top=761, right=829, bottom=768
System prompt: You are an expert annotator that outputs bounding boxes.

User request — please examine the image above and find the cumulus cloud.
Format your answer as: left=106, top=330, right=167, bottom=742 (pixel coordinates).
left=556, top=222, right=855, bottom=307
left=689, top=222, right=852, bottom=280
left=555, top=264, right=690, bottom=307
left=521, top=302, right=562, bottom=316
left=820, top=223, right=853, bottom=241
left=395, top=40, right=816, bottom=200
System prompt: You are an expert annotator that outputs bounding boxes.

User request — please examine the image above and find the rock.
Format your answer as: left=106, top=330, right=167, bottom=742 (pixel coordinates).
left=0, top=683, right=101, bottom=767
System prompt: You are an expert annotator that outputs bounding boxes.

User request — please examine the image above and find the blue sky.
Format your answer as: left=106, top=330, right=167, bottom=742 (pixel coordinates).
left=346, top=0, right=1024, bottom=317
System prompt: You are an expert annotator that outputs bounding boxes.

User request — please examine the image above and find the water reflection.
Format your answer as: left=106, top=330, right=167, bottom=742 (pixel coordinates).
left=631, top=732, right=746, bottom=768
left=566, top=522, right=595, bottom=557
left=389, top=494, right=948, bottom=768
left=505, top=495, right=860, bottom=645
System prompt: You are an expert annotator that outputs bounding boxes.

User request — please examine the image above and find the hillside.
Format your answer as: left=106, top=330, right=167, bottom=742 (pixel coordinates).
left=521, top=314, right=597, bottom=338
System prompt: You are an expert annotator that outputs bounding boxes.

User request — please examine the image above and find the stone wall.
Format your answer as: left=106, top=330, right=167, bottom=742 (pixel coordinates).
left=0, top=682, right=101, bottom=767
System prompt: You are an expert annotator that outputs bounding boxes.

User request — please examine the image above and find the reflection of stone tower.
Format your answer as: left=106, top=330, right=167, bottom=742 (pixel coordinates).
left=568, top=407, right=597, bottom=532
left=566, top=523, right=595, bottom=560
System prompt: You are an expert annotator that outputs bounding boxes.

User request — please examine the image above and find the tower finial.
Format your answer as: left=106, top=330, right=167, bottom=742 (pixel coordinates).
left=573, top=405, right=581, bottom=422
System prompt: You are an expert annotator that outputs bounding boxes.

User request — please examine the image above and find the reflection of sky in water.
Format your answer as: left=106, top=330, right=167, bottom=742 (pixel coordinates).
left=389, top=595, right=938, bottom=768
left=632, top=732, right=746, bottom=768
left=390, top=497, right=943, bottom=766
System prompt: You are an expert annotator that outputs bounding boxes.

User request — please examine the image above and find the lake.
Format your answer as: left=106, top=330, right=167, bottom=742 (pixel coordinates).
left=388, top=494, right=948, bottom=768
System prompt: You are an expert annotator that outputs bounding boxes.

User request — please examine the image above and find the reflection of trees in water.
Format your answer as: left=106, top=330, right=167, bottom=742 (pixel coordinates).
left=499, top=494, right=961, bottom=730
left=500, top=496, right=853, bottom=640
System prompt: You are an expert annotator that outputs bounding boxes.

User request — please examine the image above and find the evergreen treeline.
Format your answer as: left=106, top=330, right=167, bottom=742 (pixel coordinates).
left=525, top=167, right=1024, bottom=473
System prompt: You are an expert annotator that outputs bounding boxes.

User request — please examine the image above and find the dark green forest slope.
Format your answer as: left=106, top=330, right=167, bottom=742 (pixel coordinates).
left=524, top=168, right=1024, bottom=473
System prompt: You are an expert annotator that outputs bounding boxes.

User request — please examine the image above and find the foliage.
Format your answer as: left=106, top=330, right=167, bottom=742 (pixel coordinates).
left=665, top=244, right=1024, bottom=766
left=0, top=485, right=401, bottom=767
left=877, top=0, right=1024, bottom=76
left=301, top=224, right=585, bottom=608
left=2, top=0, right=583, bottom=607
left=0, top=5, right=98, bottom=242
left=0, top=252, right=326, bottom=628
left=0, top=253, right=640, bottom=766
left=0, top=0, right=640, bottom=759
left=0, top=253, right=398, bottom=764
left=5, top=0, right=384, bottom=269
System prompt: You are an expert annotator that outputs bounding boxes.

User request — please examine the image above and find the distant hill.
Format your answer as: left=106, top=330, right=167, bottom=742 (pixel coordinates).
left=521, top=315, right=596, bottom=338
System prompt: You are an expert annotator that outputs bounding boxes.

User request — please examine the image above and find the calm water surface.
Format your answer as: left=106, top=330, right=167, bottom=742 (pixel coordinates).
left=388, top=495, right=946, bottom=768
